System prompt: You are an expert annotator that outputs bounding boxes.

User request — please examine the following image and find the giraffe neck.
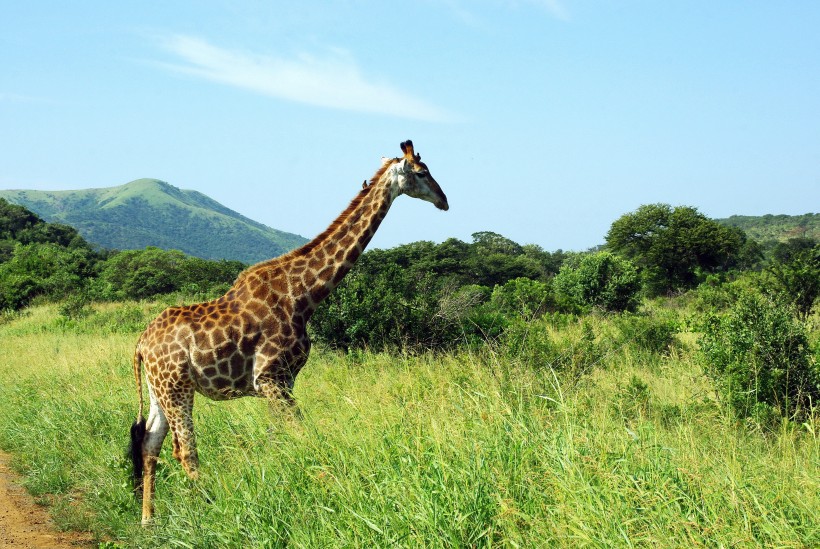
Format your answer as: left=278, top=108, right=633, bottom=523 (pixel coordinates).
left=272, top=168, right=399, bottom=316
left=302, top=181, right=395, bottom=303
left=233, top=161, right=400, bottom=321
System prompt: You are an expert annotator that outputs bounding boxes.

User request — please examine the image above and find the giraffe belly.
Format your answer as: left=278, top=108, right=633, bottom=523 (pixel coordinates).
left=192, top=354, right=256, bottom=400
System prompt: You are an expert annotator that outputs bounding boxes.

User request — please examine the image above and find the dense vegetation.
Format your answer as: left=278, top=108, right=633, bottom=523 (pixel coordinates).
left=0, top=198, right=818, bottom=546
left=0, top=179, right=307, bottom=263
left=0, top=198, right=249, bottom=310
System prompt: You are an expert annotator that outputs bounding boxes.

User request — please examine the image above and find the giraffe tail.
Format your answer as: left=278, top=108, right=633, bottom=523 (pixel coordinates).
left=129, top=345, right=147, bottom=496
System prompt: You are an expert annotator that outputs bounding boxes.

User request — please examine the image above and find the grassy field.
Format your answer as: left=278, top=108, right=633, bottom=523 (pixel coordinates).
left=0, top=302, right=818, bottom=547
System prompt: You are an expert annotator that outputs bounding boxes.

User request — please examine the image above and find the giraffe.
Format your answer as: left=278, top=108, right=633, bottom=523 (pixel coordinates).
left=129, top=140, right=448, bottom=524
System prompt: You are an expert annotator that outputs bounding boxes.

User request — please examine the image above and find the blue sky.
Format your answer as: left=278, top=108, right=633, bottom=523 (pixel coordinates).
left=2, top=2, right=818, bottom=252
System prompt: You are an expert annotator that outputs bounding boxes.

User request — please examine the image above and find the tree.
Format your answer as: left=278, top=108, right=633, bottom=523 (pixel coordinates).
left=0, top=243, right=97, bottom=310
left=767, top=244, right=820, bottom=319
left=553, top=251, right=640, bottom=313
left=606, top=204, right=747, bottom=295
left=0, top=198, right=41, bottom=240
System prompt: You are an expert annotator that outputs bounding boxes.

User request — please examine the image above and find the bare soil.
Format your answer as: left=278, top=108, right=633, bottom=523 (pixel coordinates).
left=0, top=451, right=92, bottom=548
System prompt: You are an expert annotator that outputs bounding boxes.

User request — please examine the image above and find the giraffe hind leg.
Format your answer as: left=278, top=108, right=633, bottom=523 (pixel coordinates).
left=158, top=386, right=200, bottom=480
left=141, top=385, right=169, bottom=525
left=129, top=417, right=147, bottom=496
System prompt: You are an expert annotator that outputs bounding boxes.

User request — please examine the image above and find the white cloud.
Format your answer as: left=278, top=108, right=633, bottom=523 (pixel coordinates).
left=155, top=35, right=453, bottom=122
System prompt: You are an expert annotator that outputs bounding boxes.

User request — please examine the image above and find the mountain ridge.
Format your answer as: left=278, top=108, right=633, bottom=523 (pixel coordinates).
left=0, top=179, right=307, bottom=264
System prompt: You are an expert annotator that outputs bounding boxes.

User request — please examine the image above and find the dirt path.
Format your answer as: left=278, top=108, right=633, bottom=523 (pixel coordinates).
left=0, top=451, right=92, bottom=548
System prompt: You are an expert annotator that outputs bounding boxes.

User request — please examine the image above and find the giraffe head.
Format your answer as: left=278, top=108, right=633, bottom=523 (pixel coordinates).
left=386, top=140, right=449, bottom=211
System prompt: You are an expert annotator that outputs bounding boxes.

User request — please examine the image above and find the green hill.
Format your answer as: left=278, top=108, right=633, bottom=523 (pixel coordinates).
left=0, top=179, right=307, bottom=264
left=716, top=213, right=819, bottom=244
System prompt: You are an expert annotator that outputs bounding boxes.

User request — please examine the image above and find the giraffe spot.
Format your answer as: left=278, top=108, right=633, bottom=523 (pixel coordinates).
left=303, top=270, right=317, bottom=287
left=339, top=235, right=354, bottom=249
left=308, top=255, right=324, bottom=270
left=216, top=341, right=238, bottom=360
left=230, top=354, right=246, bottom=377
left=240, top=334, right=260, bottom=355
left=317, top=266, right=334, bottom=282
left=270, top=277, right=288, bottom=296
left=218, top=361, right=231, bottom=376
left=261, top=316, right=281, bottom=335
left=214, top=377, right=232, bottom=390
left=332, top=269, right=347, bottom=286
left=292, top=314, right=307, bottom=331
left=313, top=285, right=330, bottom=302
left=202, top=366, right=217, bottom=378
left=294, top=297, right=311, bottom=315
left=252, top=285, right=269, bottom=300
left=259, top=341, right=278, bottom=357
left=203, top=318, right=217, bottom=331
left=335, top=249, right=346, bottom=263
left=244, top=304, right=264, bottom=321
left=193, top=350, right=213, bottom=365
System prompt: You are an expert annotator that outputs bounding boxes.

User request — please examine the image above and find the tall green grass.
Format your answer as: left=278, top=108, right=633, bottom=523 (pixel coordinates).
left=0, top=303, right=817, bottom=547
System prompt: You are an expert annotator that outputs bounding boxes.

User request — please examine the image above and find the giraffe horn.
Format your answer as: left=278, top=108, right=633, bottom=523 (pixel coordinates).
left=400, top=140, right=415, bottom=161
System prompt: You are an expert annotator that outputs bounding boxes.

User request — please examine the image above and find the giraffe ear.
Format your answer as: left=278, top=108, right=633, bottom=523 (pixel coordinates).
left=400, top=140, right=415, bottom=161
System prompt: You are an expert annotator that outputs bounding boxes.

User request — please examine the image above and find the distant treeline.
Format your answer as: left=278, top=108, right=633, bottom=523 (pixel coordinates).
left=718, top=213, right=819, bottom=247
left=1, top=198, right=817, bottom=352
left=0, top=198, right=245, bottom=311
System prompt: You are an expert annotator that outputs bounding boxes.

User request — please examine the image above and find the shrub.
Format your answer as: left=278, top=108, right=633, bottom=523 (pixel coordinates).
left=488, top=277, right=554, bottom=318
left=501, top=316, right=600, bottom=381
left=311, top=266, right=465, bottom=351
left=553, top=251, right=640, bottom=313
left=698, top=290, right=819, bottom=420
left=58, top=292, right=92, bottom=321
left=613, top=312, right=679, bottom=355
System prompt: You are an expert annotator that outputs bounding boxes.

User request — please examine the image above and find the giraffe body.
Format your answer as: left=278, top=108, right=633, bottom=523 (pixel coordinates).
left=131, top=141, right=447, bottom=524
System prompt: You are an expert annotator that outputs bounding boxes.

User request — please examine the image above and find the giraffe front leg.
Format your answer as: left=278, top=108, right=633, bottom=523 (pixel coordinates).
left=255, top=376, right=297, bottom=417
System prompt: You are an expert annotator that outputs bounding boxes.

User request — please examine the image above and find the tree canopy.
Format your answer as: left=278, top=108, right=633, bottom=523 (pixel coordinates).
left=606, top=204, right=750, bottom=295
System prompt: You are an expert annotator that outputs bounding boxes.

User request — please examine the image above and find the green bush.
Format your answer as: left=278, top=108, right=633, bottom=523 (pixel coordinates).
left=553, top=251, right=640, bottom=313
left=613, top=312, right=679, bottom=355
left=699, top=290, right=819, bottom=420
left=488, top=277, right=554, bottom=318
left=501, top=316, right=600, bottom=380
